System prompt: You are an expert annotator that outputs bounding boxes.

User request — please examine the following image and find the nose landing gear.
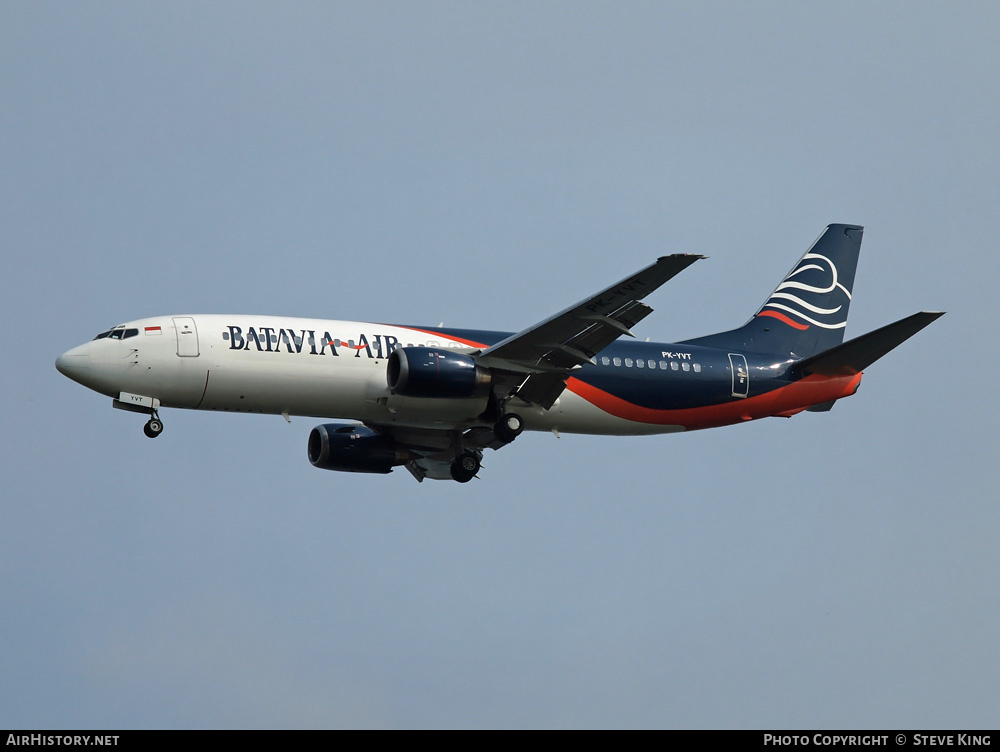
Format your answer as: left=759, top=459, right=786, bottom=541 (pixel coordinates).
left=143, top=412, right=163, bottom=439
left=112, top=393, right=164, bottom=439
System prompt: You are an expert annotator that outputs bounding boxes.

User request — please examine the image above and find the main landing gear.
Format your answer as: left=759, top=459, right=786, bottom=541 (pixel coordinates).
left=494, top=412, right=523, bottom=444
left=143, top=411, right=164, bottom=439
left=450, top=452, right=481, bottom=483
left=449, top=412, right=523, bottom=483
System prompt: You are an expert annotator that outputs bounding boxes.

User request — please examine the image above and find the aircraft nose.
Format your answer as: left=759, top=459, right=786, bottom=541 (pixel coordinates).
left=55, top=345, right=91, bottom=384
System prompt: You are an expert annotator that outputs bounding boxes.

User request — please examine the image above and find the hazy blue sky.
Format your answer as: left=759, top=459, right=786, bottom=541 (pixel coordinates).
left=3, top=2, right=998, bottom=729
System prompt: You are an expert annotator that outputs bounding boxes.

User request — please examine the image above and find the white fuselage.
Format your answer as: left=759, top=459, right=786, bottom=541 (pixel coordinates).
left=56, top=314, right=674, bottom=436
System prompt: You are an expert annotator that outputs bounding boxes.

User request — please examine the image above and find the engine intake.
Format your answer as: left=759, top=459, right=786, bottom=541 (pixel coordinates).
left=308, top=423, right=408, bottom=474
left=386, top=347, right=491, bottom=398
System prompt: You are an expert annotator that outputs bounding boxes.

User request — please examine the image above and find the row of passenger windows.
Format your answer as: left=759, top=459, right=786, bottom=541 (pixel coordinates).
left=600, top=356, right=702, bottom=372
left=93, top=327, right=139, bottom=340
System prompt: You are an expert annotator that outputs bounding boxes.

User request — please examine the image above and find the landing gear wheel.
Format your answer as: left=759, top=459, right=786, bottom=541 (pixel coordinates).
left=494, top=412, right=524, bottom=444
left=450, top=452, right=481, bottom=483
left=143, top=417, right=163, bottom=439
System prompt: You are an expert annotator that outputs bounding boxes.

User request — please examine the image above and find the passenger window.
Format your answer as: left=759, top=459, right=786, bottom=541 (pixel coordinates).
left=648, top=359, right=656, bottom=368
left=682, top=362, right=690, bottom=371
left=659, top=361, right=668, bottom=370
left=671, top=361, right=679, bottom=371
left=601, top=356, right=610, bottom=366
left=613, top=357, right=622, bottom=366
left=625, top=358, right=633, bottom=367
left=636, top=359, right=644, bottom=368
left=693, top=363, right=702, bottom=373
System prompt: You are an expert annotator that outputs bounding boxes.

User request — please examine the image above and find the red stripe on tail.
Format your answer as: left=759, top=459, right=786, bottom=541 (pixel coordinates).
left=757, top=310, right=809, bottom=330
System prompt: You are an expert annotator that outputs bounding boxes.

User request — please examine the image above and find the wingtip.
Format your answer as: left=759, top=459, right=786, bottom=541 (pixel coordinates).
left=656, top=253, right=708, bottom=261
left=917, top=310, right=946, bottom=321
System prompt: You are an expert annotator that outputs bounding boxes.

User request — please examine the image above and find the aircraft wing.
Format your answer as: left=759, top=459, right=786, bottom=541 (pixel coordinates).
left=362, top=423, right=504, bottom=482
left=478, top=254, right=704, bottom=407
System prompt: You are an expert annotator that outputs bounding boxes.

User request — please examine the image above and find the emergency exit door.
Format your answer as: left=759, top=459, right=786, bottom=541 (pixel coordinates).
left=728, top=353, right=749, bottom=398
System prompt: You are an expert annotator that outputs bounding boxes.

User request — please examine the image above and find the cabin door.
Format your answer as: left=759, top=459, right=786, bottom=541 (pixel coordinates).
left=173, top=317, right=200, bottom=357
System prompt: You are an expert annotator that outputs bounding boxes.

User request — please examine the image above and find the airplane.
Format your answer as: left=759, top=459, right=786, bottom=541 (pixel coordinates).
left=55, top=224, right=942, bottom=483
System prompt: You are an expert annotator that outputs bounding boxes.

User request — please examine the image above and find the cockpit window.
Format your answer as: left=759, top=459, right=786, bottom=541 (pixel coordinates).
left=93, top=325, right=128, bottom=341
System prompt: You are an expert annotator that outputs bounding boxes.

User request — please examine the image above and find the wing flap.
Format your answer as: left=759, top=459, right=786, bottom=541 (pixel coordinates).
left=511, top=372, right=569, bottom=409
left=562, top=301, right=654, bottom=360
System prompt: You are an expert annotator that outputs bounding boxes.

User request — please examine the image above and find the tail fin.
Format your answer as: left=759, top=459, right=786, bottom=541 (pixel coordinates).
left=681, top=224, right=864, bottom=358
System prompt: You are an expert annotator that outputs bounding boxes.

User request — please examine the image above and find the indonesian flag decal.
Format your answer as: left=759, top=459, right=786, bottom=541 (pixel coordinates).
left=145, top=326, right=162, bottom=335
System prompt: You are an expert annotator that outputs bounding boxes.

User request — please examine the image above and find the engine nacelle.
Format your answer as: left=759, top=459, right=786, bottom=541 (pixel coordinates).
left=386, top=347, right=491, bottom=398
left=307, top=423, right=408, bottom=474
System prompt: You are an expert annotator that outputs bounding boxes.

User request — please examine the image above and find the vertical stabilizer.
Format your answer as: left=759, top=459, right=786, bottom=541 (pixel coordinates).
left=681, top=224, right=864, bottom=358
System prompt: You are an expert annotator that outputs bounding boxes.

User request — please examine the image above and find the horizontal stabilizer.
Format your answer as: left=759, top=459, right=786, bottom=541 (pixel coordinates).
left=796, top=311, right=945, bottom=376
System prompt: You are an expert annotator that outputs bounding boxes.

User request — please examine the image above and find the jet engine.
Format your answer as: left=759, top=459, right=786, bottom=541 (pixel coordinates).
left=307, top=423, right=408, bottom=474
left=386, top=347, right=491, bottom=398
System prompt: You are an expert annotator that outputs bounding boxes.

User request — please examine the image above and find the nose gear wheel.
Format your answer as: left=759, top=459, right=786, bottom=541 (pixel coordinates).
left=143, top=411, right=163, bottom=438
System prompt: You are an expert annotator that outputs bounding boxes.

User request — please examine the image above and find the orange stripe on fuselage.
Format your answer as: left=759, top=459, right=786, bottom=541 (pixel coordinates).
left=565, top=372, right=862, bottom=430
left=397, top=327, right=488, bottom=349
left=388, top=326, right=861, bottom=431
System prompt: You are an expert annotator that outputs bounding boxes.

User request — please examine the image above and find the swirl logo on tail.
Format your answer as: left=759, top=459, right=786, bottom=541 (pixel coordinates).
left=757, top=252, right=851, bottom=330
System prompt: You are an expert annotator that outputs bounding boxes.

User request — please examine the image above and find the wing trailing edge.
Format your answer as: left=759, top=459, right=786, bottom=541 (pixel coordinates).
left=480, top=253, right=705, bottom=408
